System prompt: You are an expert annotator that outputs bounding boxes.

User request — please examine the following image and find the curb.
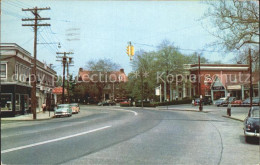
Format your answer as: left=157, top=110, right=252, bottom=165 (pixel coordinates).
left=162, top=109, right=210, bottom=113
left=222, top=115, right=244, bottom=122
left=142, top=107, right=210, bottom=113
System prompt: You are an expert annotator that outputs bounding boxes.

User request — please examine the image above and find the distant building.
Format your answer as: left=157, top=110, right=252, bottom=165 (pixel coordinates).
left=0, top=43, right=57, bottom=117
left=77, top=68, right=128, bottom=103
left=187, top=64, right=259, bottom=101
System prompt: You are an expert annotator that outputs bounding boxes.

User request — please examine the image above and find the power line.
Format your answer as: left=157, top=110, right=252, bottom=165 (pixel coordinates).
left=132, top=42, right=237, bottom=53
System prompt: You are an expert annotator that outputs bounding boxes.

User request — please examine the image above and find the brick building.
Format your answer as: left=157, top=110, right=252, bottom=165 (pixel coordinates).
left=0, top=43, right=57, bottom=117
left=77, top=68, right=128, bottom=103
left=187, top=64, right=259, bottom=101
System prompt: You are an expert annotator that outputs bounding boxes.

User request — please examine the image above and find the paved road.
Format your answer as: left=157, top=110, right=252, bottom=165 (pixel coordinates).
left=1, top=105, right=259, bottom=164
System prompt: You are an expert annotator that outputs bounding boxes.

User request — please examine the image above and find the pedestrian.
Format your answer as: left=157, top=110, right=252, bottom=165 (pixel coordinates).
left=42, top=103, right=46, bottom=112
left=227, top=101, right=231, bottom=116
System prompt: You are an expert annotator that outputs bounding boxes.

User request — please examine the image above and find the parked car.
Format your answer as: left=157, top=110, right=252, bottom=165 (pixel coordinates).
left=243, top=106, right=259, bottom=142
left=202, top=97, right=213, bottom=105
left=242, top=97, right=260, bottom=106
left=220, top=97, right=236, bottom=106
left=231, top=99, right=243, bottom=107
left=70, top=103, right=80, bottom=113
left=223, top=97, right=236, bottom=106
left=54, top=104, right=72, bottom=117
left=192, top=97, right=212, bottom=106
left=98, top=100, right=116, bottom=106
left=214, top=98, right=226, bottom=107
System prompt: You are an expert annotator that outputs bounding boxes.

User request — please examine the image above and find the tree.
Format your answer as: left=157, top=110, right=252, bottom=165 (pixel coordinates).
left=202, top=0, right=259, bottom=51
left=127, top=41, right=195, bottom=102
left=84, top=58, right=121, bottom=101
left=85, top=58, right=120, bottom=72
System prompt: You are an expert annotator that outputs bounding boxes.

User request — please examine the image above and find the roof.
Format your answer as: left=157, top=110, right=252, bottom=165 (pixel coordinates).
left=0, top=43, right=56, bottom=74
left=189, top=64, right=249, bottom=71
left=78, top=69, right=128, bottom=83
left=211, top=71, right=259, bottom=89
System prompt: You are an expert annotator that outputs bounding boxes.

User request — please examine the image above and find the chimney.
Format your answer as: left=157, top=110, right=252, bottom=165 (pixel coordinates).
left=120, top=68, right=124, bottom=73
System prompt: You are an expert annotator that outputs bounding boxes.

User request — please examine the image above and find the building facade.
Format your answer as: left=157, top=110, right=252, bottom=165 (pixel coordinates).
left=77, top=68, right=128, bottom=103
left=0, top=43, right=57, bottom=117
left=187, top=64, right=259, bottom=101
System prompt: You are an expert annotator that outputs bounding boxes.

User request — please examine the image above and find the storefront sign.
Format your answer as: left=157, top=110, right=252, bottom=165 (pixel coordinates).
left=212, top=86, right=225, bottom=90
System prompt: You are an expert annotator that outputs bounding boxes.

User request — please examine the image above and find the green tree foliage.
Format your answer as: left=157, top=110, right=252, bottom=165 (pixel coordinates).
left=127, top=41, right=204, bottom=101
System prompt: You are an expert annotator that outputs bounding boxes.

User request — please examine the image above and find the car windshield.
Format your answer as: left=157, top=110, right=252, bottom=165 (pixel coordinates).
left=70, top=104, right=78, bottom=106
left=58, top=105, right=69, bottom=108
left=251, top=109, right=260, bottom=118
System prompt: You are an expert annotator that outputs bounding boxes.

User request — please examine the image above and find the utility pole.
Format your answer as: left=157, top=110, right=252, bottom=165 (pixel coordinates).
left=198, top=55, right=202, bottom=111
left=22, top=7, right=50, bottom=120
left=66, top=57, right=74, bottom=104
left=249, top=48, right=253, bottom=107
left=56, top=52, right=73, bottom=104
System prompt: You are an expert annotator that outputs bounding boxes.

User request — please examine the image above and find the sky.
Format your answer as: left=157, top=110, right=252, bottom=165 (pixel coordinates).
left=1, top=0, right=237, bottom=76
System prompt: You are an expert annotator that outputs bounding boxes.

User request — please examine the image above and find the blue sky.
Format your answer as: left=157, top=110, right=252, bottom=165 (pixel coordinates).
left=2, top=0, right=236, bottom=76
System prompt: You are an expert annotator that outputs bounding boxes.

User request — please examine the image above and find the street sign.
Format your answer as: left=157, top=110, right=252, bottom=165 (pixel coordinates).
left=155, top=86, right=160, bottom=96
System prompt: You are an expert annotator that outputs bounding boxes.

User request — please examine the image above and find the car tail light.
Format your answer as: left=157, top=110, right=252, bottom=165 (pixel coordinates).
left=246, top=123, right=251, bottom=131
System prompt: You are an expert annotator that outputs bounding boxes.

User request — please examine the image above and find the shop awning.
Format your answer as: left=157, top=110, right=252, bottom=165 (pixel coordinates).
left=227, top=85, right=241, bottom=90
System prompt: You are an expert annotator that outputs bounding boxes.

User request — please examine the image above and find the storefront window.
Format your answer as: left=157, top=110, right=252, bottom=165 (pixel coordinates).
left=15, top=94, right=20, bottom=111
left=1, top=94, right=12, bottom=111
left=24, top=95, right=29, bottom=110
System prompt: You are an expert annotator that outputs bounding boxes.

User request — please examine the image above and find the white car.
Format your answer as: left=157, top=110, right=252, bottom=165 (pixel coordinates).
left=54, top=104, right=72, bottom=117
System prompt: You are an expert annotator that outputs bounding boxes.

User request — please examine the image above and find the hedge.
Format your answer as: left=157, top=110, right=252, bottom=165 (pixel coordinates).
left=135, top=102, right=156, bottom=107
left=152, top=99, right=192, bottom=106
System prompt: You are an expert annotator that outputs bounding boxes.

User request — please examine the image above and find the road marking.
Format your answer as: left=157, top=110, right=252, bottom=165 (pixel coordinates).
left=115, top=109, right=138, bottom=116
left=1, top=125, right=111, bottom=154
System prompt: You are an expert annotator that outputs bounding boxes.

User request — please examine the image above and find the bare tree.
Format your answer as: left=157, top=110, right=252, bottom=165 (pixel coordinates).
left=202, top=0, right=259, bottom=51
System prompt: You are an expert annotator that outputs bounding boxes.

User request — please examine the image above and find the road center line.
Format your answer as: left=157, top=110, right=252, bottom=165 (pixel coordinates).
left=1, top=125, right=111, bottom=154
left=115, top=109, right=138, bottom=116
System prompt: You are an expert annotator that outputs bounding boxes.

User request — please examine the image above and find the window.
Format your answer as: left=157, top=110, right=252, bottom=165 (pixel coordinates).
left=24, top=95, right=29, bottom=110
left=15, top=64, right=18, bottom=81
left=1, top=94, right=12, bottom=111
left=1, top=64, right=7, bottom=78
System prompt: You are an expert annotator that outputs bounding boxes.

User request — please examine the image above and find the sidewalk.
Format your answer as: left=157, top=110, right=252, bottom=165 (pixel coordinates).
left=221, top=110, right=247, bottom=122
left=1, top=111, right=55, bottom=121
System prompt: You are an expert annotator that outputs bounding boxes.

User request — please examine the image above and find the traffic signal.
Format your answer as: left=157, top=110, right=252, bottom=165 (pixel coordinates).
left=130, top=45, right=134, bottom=56
left=126, top=46, right=130, bottom=56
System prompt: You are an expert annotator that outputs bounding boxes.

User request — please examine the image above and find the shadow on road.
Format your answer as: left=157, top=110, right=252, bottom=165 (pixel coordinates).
left=239, top=135, right=259, bottom=145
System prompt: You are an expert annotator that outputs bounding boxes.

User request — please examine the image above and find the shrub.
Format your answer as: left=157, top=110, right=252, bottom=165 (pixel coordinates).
left=135, top=101, right=156, bottom=107
left=120, top=102, right=131, bottom=107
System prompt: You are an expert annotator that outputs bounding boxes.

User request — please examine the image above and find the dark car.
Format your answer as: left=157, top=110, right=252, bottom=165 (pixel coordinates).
left=192, top=97, right=212, bottom=106
left=202, top=97, right=212, bottom=105
left=243, top=107, right=260, bottom=142
left=98, top=100, right=116, bottom=106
